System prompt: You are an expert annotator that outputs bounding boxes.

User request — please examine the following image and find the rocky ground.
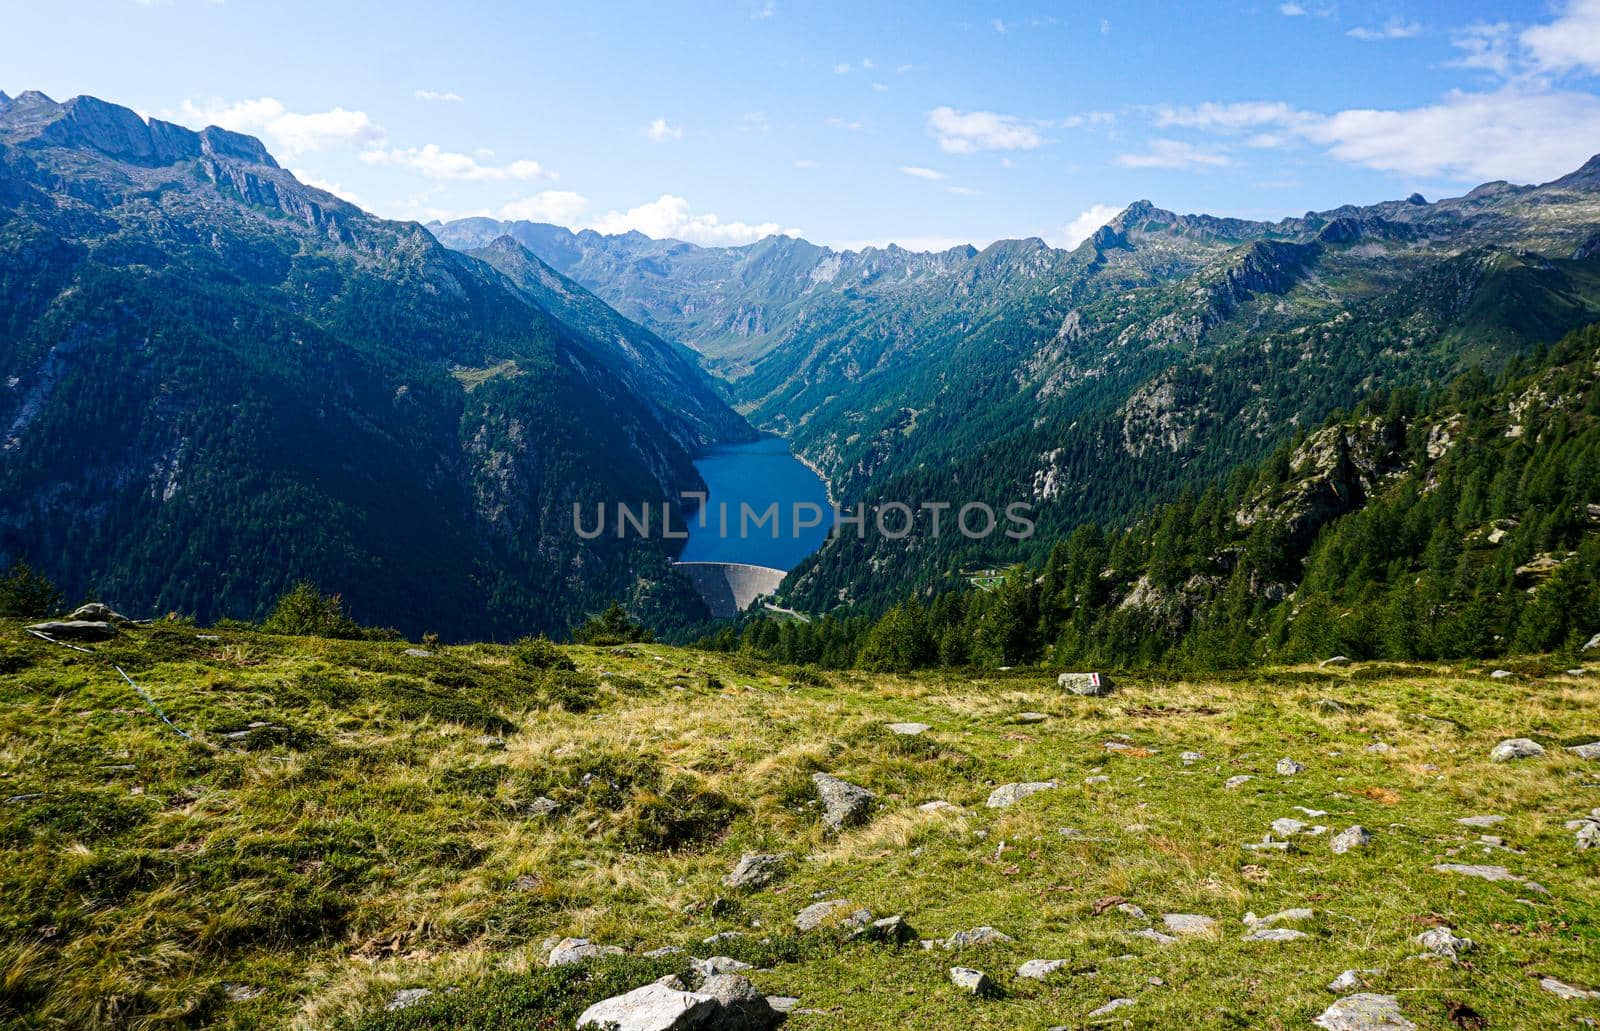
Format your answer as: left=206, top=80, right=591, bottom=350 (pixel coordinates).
left=1, top=619, right=1597, bottom=1028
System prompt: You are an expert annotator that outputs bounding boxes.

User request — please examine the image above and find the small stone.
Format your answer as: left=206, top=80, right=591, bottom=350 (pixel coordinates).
left=1084, top=775, right=1110, bottom=785
left=1016, top=712, right=1050, bottom=724
left=1330, top=826, right=1370, bottom=855
left=1489, top=738, right=1545, bottom=762
left=853, top=915, right=917, bottom=943
left=1116, top=903, right=1149, bottom=921
left=766, top=996, right=801, bottom=1013
left=1161, top=914, right=1216, bottom=936
left=386, top=988, right=432, bottom=1011
left=918, top=800, right=962, bottom=813
left=1225, top=775, right=1253, bottom=790
left=1313, top=994, right=1415, bottom=1031
left=1271, top=817, right=1307, bottom=837
left=1328, top=970, right=1372, bottom=992
left=643, top=946, right=685, bottom=958
left=1018, top=959, right=1068, bottom=980
left=1294, top=806, right=1330, bottom=817
left=944, top=926, right=1014, bottom=948
left=1248, top=908, right=1314, bottom=928
left=1415, top=927, right=1474, bottom=960
left=1180, top=751, right=1204, bottom=765
left=548, top=937, right=624, bottom=966
left=1088, top=998, right=1136, bottom=1018
left=886, top=722, right=930, bottom=736
left=986, top=781, right=1056, bottom=808
left=794, top=899, right=870, bottom=932
left=1489, top=669, right=1515, bottom=679
left=1431, top=863, right=1546, bottom=891
left=948, top=967, right=994, bottom=995
left=1539, top=976, right=1600, bottom=1001
left=1135, top=927, right=1178, bottom=945
left=1457, top=815, right=1504, bottom=828
left=526, top=796, right=559, bottom=817
left=691, top=956, right=752, bottom=978
left=1277, top=757, right=1305, bottom=776
left=724, top=852, right=789, bottom=890
left=813, top=773, right=875, bottom=833
left=1567, top=741, right=1600, bottom=760
left=1242, top=927, right=1309, bottom=942
left=403, top=648, right=433, bottom=658
left=1365, top=742, right=1391, bottom=754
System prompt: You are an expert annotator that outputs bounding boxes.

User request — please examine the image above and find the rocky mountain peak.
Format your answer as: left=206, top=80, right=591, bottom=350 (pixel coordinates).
left=1550, top=152, right=1600, bottom=189
left=0, top=91, right=11, bottom=114
left=0, top=90, right=277, bottom=169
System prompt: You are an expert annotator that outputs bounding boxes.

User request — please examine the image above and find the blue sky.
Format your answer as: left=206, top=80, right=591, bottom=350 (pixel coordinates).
left=7, top=0, right=1600, bottom=250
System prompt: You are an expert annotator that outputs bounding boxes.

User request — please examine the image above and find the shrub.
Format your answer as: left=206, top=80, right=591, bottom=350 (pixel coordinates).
left=261, top=583, right=364, bottom=639
left=0, top=562, right=61, bottom=618
left=511, top=635, right=575, bottom=671
left=570, top=602, right=653, bottom=646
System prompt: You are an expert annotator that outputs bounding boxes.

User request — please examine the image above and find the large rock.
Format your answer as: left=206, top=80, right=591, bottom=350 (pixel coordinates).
left=793, top=899, right=870, bottom=932
left=1415, top=926, right=1474, bottom=960
left=576, top=983, right=717, bottom=1030
left=1330, top=826, right=1371, bottom=855
left=1161, top=913, right=1216, bottom=936
left=1058, top=671, right=1112, bottom=696
left=812, top=773, right=874, bottom=833
left=724, top=852, right=789, bottom=890
left=943, top=926, right=1014, bottom=948
left=67, top=602, right=131, bottom=624
left=1566, top=741, right=1600, bottom=760
left=25, top=620, right=116, bottom=641
left=698, top=974, right=783, bottom=1030
left=985, top=781, right=1056, bottom=808
left=948, top=967, right=994, bottom=995
left=1489, top=738, right=1545, bottom=762
left=1313, top=994, right=1416, bottom=1031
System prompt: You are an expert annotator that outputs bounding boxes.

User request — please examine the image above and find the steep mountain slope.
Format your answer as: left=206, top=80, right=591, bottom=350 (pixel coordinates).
left=0, top=91, right=751, bottom=637
left=435, top=161, right=1600, bottom=614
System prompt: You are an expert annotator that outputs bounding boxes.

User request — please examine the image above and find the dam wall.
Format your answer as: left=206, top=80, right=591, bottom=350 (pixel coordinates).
left=674, top=561, right=787, bottom=619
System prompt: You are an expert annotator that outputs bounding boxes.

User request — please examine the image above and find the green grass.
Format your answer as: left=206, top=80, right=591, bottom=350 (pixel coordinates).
left=0, top=620, right=1597, bottom=1028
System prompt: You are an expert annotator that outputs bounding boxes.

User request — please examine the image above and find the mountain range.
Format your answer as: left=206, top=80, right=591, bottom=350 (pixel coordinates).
left=0, top=90, right=751, bottom=638
left=432, top=159, right=1600, bottom=612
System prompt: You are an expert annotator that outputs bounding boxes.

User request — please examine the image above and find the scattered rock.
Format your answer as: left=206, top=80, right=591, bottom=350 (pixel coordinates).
left=526, top=796, right=560, bottom=817
left=698, top=973, right=783, bottom=1030
left=1271, top=818, right=1307, bottom=837
left=548, top=937, right=625, bottom=966
left=1180, top=751, right=1204, bottom=765
left=25, top=620, right=116, bottom=641
left=1018, top=959, right=1068, bottom=980
left=918, top=800, right=962, bottom=813
left=1489, top=669, right=1515, bottom=680
left=1489, top=738, right=1545, bottom=762
left=1016, top=712, right=1050, bottom=724
left=386, top=988, right=432, bottom=1011
left=1083, top=775, right=1110, bottom=785
left=403, top=648, right=432, bottom=658
left=1277, top=757, right=1305, bottom=776
left=692, top=957, right=753, bottom=979
left=853, top=915, right=916, bottom=944
left=886, top=722, right=930, bottom=736
left=1328, top=970, right=1377, bottom=992
left=222, top=983, right=264, bottom=1002
left=1161, top=914, right=1216, bottom=937
left=948, top=967, right=994, bottom=996
left=1567, top=741, right=1600, bottom=760
left=1330, top=826, right=1371, bottom=855
left=986, top=781, right=1056, bottom=808
left=765, top=996, right=800, bottom=1013
left=1088, top=998, right=1136, bottom=1018
left=1313, top=994, right=1416, bottom=1031
left=1456, top=815, right=1504, bottom=828
left=1242, top=928, right=1309, bottom=942
left=944, top=926, right=1014, bottom=948
left=1365, top=742, right=1391, bottom=754
left=1115, top=902, right=1149, bottom=921
left=1225, top=775, right=1253, bottom=790
left=724, top=852, right=789, bottom=890
left=1415, top=927, right=1474, bottom=960
left=1585, top=632, right=1600, bottom=652
left=812, top=773, right=875, bottom=833
left=1539, top=976, right=1600, bottom=1001
left=1319, top=656, right=1352, bottom=668
left=1294, top=807, right=1330, bottom=817
left=794, top=899, right=870, bottom=932
left=1059, top=671, right=1113, bottom=696
left=1104, top=741, right=1152, bottom=755
left=1246, top=908, right=1314, bottom=928
left=644, top=946, right=685, bottom=959
left=1431, top=863, right=1547, bottom=892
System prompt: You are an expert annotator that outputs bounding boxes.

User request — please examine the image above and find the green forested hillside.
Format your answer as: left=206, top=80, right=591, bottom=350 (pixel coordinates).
left=0, top=92, right=752, bottom=638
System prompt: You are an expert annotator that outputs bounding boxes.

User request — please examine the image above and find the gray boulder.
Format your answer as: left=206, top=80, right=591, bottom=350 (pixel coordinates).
left=1330, top=826, right=1371, bottom=855
left=386, top=988, right=432, bottom=1011
left=1489, top=738, right=1545, bottom=761
left=724, top=852, right=789, bottom=890
left=1161, top=914, right=1216, bottom=936
left=1017, top=959, right=1068, bottom=980
left=576, top=983, right=717, bottom=1030
left=67, top=602, right=131, bottom=624
left=943, top=926, right=1014, bottom=948
left=1241, top=927, right=1309, bottom=942
left=548, top=937, right=624, bottom=966
left=1415, top=926, right=1474, bottom=960
left=1566, top=741, right=1600, bottom=760
left=948, top=967, right=994, bottom=995
left=1586, top=633, right=1600, bottom=652
left=885, top=722, right=930, bottom=736
left=812, top=773, right=874, bottom=833
left=1058, top=671, right=1113, bottom=696
left=1088, top=998, right=1136, bottom=1017
left=26, top=620, right=116, bottom=641
left=1276, top=757, right=1305, bottom=776
left=794, top=899, right=870, bottom=932
left=698, top=974, right=783, bottom=1030
left=853, top=914, right=916, bottom=943
left=1312, top=994, right=1416, bottom=1031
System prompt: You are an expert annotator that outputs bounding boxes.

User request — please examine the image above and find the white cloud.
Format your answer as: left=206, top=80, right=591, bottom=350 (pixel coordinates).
left=1114, top=139, right=1232, bottom=169
left=1057, top=203, right=1122, bottom=249
left=360, top=145, right=546, bottom=182
left=644, top=117, right=682, bottom=142
left=1302, top=87, right=1600, bottom=181
left=414, top=89, right=463, bottom=103
left=872, top=82, right=889, bottom=92
left=178, top=97, right=381, bottom=156
left=926, top=106, right=1043, bottom=154
left=1522, top=0, right=1600, bottom=74
left=992, top=18, right=1007, bottom=33
left=1060, top=111, right=1116, bottom=129
left=833, top=62, right=852, bottom=74
left=946, top=185, right=980, bottom=196
left=587, top=194, right=800, bottom=246
left=500, top=190, right=590, bottom=223
left=1451, top=22, right=1515, bottom=75
left=1347, top=18, right=1424, bottom=41
left=793, top=158, right=818, bottom=169
left=825, top=116, right=863, bottom=131
left=750, top=0, right=775, bottom=18
left=899, top=165, right=946, bottom=180
left=1155, top=100, right=1307, bottom=131
left=1279, top=2, right=1331, bottom=15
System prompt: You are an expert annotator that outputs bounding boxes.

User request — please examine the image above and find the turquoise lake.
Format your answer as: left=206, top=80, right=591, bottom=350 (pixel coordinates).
left=678, top=436, right=833, bottom=570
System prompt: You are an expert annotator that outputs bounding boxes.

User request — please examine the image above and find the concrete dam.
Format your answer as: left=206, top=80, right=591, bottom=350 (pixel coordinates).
left=674, top=562, right=787, bottom=619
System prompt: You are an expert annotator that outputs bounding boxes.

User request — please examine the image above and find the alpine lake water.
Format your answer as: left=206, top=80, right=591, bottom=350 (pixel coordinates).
left=677, top=435, right=833, bottom=571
